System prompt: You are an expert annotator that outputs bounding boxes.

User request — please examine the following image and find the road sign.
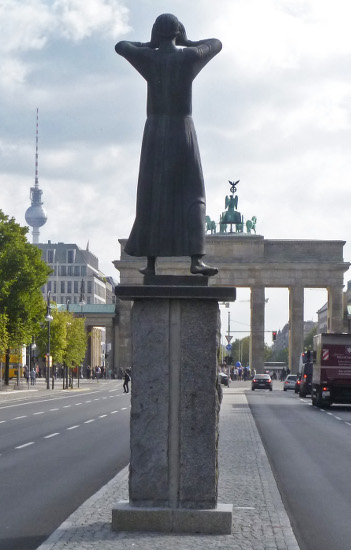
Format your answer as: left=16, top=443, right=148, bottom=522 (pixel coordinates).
left=226, top=344, right=232, bottom=351
left=225, top=335, right=233, bottom=344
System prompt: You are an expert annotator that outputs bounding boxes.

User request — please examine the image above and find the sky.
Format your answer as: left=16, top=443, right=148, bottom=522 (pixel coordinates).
left=1, top=0, right=351, bottom=340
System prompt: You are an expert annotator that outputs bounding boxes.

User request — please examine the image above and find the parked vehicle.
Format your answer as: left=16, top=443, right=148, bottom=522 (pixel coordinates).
left=283, top=374, right=298, bottom=391
left=218, top=372, right=229, bottom=386
left=312, top=333, right=351, bottom=408
left=252, top=374, right=272, bottom=391
left=295, top=375, right=301, bottom=393
left=299, top=357, right=313, bottom=397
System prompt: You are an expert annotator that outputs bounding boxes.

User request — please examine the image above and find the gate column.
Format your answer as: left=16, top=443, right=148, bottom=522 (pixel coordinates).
left=327, top=285, right=344, bottom=333
left=250, top=286, right=265, bottom=373
left=289, top=286, right=304, bottom=373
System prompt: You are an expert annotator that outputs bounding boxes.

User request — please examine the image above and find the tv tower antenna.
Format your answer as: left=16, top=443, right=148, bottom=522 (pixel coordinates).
left=25, top=108, right=47, bottom=244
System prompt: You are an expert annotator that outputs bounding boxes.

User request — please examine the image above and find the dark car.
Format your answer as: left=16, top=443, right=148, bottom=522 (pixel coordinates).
left=251, top=374, right=272, bottom=391
left=299, top=361, right=313, bottom=397
left=295, top=375, right=301, bottom=393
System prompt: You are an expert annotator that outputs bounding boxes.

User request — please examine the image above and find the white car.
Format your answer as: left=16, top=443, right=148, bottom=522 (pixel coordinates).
left=283, top=374, right=298, bottom=391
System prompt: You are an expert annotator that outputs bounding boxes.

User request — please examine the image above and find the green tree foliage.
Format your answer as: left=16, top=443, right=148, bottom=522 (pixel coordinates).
left=304, top=324, right=318, bottom=350
left=0, top=211, right=51, bottom=384
left=37, top=309, right=87, bottom=369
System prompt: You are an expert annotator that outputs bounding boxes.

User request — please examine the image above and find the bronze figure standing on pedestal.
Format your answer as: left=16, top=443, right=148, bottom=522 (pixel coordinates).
left=115, top=13, right=221, bottom=276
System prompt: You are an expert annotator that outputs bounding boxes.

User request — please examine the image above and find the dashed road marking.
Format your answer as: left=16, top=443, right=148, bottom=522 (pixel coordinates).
left=49, top=408, right=59, bottom=411
left=33, top=411, right=44, bottom=415
left=44, top=433, right=60, bottom=439
left=99, top=415, right=107, bottom=418
left=13, top=415, right=27, bottom=420
left=15, top=442, right=34, bottom=449
left=67, top=425, right=79, bottom=430
left=84, top=419, right=95, bottom=424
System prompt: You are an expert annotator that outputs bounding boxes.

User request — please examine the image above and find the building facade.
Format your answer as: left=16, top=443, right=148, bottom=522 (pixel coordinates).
left=36, top=241, right=116, bottom=306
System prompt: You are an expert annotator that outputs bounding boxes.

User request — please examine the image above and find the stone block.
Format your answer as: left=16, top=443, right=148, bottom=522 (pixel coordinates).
left=112, top=501, right=233, bottom=534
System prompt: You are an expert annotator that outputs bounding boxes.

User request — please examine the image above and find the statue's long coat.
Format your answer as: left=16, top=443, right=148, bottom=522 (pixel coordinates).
left=116, top=39, right=221, bottom=257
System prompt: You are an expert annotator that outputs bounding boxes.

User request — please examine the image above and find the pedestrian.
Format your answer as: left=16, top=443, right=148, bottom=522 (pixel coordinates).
left=123, top=369, right=131, bottom=393
left=30, top=368, right=36, bottom=385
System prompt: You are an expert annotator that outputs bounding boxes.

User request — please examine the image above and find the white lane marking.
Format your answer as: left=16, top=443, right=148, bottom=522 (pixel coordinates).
left=345, top=422, right=351, bottom=426
left=63, top=405, right=71, bottom=408
left=49, top=408, right=59, bottom=411
left=67, top=425, right=79, bottom=430
left=44, top=433, right=60, bottom=439
left=121, top=407, right=128, bottom=411
left=0, top=420, right=6, bottom=424
left=327, top=412, right=333, bottom=416
left=334, top=416, right=342, bottom=421
left=110, top=411, right=118, bottom=414
left=85, top=400, right=92, bottom=403
left=93, top=398, right=100, bottom=401
left=0, top=390, right=102, bottom=410
left=99, top=414, right=107, bottom=418
left=84, top=419, right=95, bottom=424
left=75, top=403, right=82, bottom=406
left=13, top=415, right=27, bottom=420
left=15, top=442, right=34, bottom=449
left=33, top=411, right=44, bottom=415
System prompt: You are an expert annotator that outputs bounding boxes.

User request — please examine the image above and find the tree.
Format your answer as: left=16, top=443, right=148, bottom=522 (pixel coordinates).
left=36, top=309, right=87, bottom=375
left=304, top=325, right=318, bottom=350
left=0, top=211, right=51, bottom=384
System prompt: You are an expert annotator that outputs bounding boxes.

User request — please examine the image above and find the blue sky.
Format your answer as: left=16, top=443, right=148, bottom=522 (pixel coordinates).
left=1, top=0, right=351, bottom=338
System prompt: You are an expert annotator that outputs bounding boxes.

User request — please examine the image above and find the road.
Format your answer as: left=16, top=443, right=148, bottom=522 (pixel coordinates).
left=0, top=380, right=130, bottom=550
left=247, top=382, right=351, bottom=550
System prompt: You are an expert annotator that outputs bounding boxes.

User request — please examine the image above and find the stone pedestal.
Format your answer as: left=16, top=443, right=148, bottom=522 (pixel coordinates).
left=112, top=278, right=235, bottom=534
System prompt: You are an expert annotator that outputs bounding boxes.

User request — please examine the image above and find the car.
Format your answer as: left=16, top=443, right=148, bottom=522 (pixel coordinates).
left=251, top=374, right=272, bottom=391
left=295, top=375, right=301, bottom=393
left=218, top=372, right=229, bottom=386
left=299, top=361, right=313, bottom=397
left=283, top=374, right=298, bottom=391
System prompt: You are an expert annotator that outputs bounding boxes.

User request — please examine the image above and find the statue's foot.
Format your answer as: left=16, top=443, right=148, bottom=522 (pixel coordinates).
left=190, top=261, right=218, bottom=277
left=139, top=266, right=156, bottom=276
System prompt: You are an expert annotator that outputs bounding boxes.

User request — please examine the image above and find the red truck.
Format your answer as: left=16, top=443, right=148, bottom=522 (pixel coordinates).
left=312, top=333, right=351, bottom=408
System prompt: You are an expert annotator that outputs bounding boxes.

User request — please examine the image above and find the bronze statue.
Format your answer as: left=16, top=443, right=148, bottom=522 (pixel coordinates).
left=115, top=14, right=222, bottom=276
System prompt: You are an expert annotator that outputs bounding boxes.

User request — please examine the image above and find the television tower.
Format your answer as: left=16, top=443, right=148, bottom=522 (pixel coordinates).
left=25, top=108, right=47, bottom=244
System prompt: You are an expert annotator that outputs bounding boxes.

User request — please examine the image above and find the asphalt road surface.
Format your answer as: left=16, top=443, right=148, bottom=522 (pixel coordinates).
left=248, top=383, right=351, bottom=550
left=0, top=380, right=130, bottom=550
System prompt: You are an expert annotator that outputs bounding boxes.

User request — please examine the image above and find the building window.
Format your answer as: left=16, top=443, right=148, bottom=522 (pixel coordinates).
left=81, top=266, right=87, bottom=276
left=47, top=249, right=55, bottom=263
left=87, top=281, right=92, bottom=294
left=61, top=281, right=65, bottom=294
left=67, top=281, right=72, bottom=293
left=53, top=281, right=57, bottom=294
left=61, top=265, right=67, bottom=276
left=67, top=250, right=75, bottom=264
left=68, top=266, right=73, bottom=276
left=74, top=266, right=80, bottom=276
left=74, top=281, right=79, bottom=294
left=47, top=281, right=52, bottom=292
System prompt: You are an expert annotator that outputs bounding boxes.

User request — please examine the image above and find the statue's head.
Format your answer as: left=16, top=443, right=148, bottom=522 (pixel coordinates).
left=153, top=13, right=180, bottom=39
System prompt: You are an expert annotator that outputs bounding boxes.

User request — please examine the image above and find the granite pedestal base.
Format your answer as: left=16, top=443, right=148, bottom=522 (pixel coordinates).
left=112, top=281, right=236, bottom=534
left=112, top=501, right=233, bottom=534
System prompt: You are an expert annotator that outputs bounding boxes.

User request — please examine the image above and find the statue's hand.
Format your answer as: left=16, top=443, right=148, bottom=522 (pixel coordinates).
left=176, top=22, right=189, bottom=46
left=149, top=22, right=159, bottom=48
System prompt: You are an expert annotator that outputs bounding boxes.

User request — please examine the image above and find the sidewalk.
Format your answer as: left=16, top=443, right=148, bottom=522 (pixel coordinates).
left=0, top=378, right=118, bottom=400
left=36, top=383, right=300, bottom=550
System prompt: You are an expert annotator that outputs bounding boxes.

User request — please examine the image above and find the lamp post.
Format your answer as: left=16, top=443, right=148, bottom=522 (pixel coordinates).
left=30, top=337, right=36, bottom=387
left=78, top=279, right=85, bottom=389
left=64, top=299, right=70, bottom=390
left=45, top=291, right=53, bottom=390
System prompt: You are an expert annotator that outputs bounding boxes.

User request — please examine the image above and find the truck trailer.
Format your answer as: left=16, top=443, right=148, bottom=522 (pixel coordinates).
left=312, top=333, right=351, bottom=408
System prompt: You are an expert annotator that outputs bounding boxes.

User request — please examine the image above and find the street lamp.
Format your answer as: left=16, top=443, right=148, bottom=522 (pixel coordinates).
left=78, top=279, right=85, bottom=388
left=45, top=290, right=53, bottom=390
left=64, top=299, right=70, bottom=390
left=30, top=337, right=36, bottom=386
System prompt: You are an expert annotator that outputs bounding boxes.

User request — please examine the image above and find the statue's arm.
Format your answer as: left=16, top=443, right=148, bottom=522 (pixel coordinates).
left=115, top=41, right=152, bottom=55
left=176, top=21, right=222, bottom=55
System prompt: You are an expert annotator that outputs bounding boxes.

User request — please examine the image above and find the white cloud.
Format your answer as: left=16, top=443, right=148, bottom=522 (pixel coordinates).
left=53, top=0, right=130, bottom=41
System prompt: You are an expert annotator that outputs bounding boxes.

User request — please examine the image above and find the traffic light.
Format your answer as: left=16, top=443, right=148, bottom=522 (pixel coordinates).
left=272, top=331, right=277, bottom=341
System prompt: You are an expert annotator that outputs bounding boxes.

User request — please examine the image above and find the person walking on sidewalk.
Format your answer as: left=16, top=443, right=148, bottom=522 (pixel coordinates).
left=30, top=368, right=36, bottom=385
left=123, top=370, right=130, bottom=393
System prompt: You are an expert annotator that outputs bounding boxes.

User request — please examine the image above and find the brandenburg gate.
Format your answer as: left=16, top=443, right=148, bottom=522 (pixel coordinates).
left=113, top=234, right=349, bottom=374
